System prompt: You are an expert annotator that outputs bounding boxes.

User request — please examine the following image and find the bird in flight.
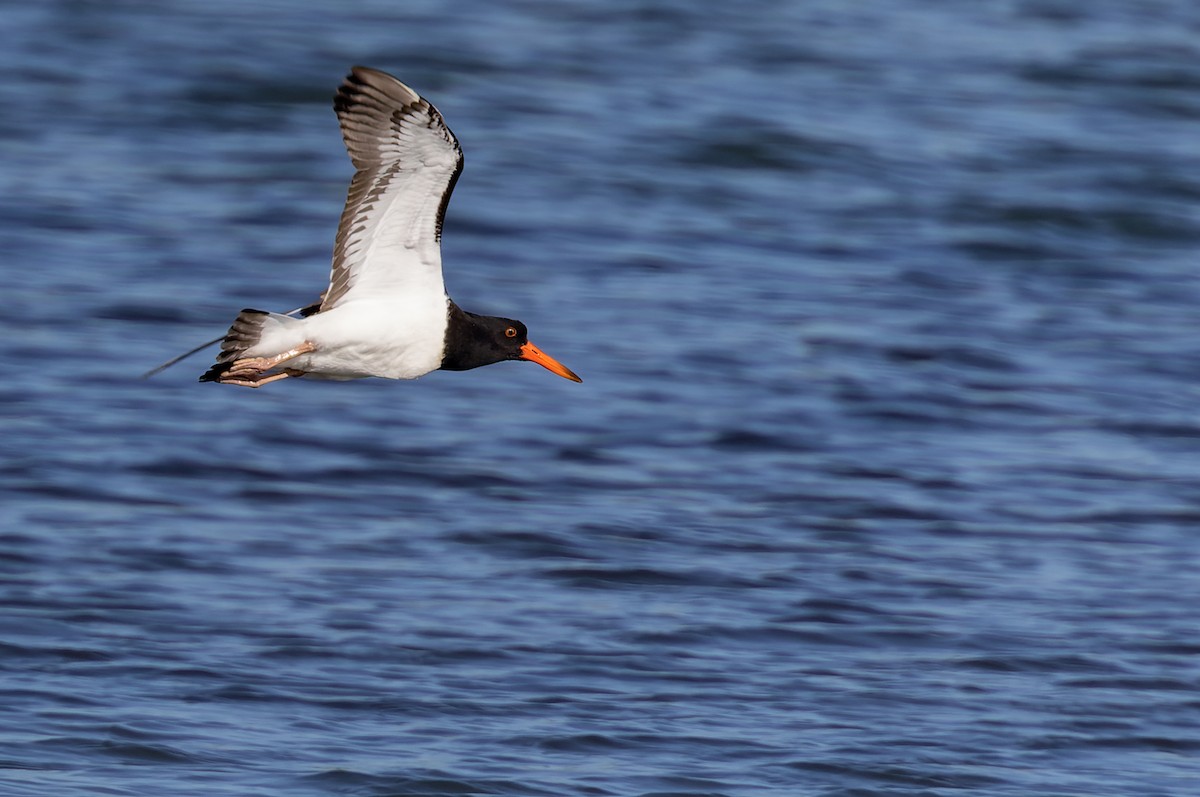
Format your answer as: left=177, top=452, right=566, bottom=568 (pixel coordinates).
left=149, top=67, right=580, bottom=387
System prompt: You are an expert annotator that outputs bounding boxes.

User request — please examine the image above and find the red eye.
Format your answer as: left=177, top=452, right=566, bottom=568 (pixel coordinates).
left=505, top=327, right=518, bottom=338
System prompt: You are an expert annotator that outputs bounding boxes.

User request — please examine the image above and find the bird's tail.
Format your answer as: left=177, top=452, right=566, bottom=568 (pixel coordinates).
left=142, top=302, right=318, bottom=379
left=198, top=309, right=306, bottom=383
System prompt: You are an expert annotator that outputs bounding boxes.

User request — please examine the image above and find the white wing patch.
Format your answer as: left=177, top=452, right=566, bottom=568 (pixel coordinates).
left=321, top=67, right=463, bottom=311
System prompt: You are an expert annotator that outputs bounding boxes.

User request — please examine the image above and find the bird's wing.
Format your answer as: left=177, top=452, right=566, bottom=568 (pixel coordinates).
left=320, top=67, right=463, bottom=311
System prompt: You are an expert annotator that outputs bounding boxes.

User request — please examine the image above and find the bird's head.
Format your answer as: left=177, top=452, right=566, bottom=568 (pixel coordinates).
left=442, top=307, right=581, bottom=382
left=496, top=316, right=582, bottom=382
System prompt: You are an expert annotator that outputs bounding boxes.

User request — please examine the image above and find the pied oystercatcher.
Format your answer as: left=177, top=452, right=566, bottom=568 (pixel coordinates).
left=180, top=67, right=581, bottom=388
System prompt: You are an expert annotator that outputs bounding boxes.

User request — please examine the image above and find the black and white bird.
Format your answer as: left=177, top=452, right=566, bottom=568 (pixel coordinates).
left=179, top=67, right=580, bottom=388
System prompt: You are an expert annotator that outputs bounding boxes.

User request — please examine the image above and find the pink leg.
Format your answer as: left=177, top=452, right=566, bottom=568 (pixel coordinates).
left=218, top=341, right=315, bottom=388
left=219, top=368, right=304, bottom=389
left=226, top=342, right=316, bottom=377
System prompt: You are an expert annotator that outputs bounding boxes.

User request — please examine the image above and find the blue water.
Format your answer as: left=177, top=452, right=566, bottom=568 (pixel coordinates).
left=3, top=1, right=1200, bottom=795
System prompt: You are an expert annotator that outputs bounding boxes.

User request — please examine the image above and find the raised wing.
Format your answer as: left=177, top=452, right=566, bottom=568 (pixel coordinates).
left=320, top=67, right=463, bottom=311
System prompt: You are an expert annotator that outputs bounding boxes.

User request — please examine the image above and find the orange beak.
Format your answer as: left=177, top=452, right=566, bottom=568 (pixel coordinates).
left=520, top=341, right=582, bottom=382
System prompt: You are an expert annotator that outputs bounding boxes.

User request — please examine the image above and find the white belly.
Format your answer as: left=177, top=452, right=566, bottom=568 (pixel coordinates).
left=285, top=296, right=449, bottom=380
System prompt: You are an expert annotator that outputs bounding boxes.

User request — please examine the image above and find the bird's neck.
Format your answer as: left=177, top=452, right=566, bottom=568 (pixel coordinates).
left=440, top=301, right=500, bottom=371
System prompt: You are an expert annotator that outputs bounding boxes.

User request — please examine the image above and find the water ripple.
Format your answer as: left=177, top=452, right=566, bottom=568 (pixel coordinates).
left=3, top=2, right=1199, bottom=796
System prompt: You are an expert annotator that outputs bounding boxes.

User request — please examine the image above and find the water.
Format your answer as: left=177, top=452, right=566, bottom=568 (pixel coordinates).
left=2, top=1, right=1199, bottom=794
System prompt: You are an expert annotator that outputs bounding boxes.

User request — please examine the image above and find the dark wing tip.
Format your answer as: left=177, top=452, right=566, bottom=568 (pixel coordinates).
left=331, top=65, right=463, bottom=195
left=334, top=66, right=421, bottom=117
left=334, top=66, right=436, bottom=171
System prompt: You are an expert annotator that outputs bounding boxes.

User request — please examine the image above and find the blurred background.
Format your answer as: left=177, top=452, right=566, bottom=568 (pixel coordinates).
left=1, top=1, right=1198, bottom=795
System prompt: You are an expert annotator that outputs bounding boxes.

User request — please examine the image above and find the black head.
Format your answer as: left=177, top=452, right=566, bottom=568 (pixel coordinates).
left=440, top=304, right=581, bottom=381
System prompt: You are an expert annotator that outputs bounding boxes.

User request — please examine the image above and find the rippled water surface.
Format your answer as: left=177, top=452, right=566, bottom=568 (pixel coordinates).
left=3, top=1, right=1200, bottom=795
